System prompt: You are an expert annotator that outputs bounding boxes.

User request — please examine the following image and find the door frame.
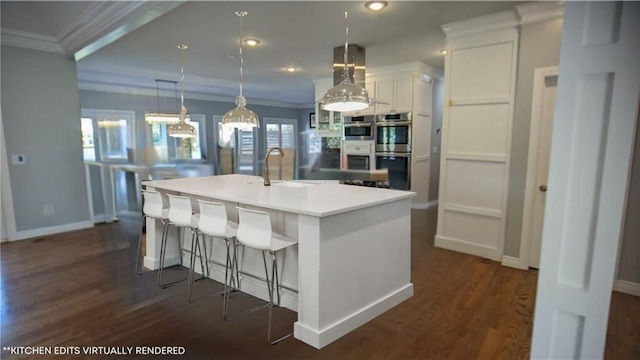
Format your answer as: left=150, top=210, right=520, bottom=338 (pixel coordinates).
left=517, top=66, right=559, bottom=269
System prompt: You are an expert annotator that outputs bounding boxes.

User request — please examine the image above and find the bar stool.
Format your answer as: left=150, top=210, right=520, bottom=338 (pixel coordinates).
left=135, top=189, right=169, bottom=276
left=195, top=199, right=239, bottom=306
left=160, top=194, right=208, bottom=297
left=224, top=207, right=298, bottom=345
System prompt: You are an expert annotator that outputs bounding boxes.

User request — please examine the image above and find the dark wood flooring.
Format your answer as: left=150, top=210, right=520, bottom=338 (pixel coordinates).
left=1, top=209, right=638, bottom=359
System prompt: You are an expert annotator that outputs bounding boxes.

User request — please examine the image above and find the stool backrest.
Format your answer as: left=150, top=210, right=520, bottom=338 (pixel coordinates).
left=142, top=190, right=164, bottom=218
left=167, top=194, right=193, bottom=227
left=236, top=207, right=272, bottom=251
left=197, top=200, right=228, bottom=237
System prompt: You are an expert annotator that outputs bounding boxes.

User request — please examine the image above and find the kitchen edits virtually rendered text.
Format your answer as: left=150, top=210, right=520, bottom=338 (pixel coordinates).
left=1, top=346, right=187, bottom=356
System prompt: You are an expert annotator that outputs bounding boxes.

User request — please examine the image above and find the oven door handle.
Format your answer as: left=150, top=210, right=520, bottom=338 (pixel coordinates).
left=375, top=121, right=411, bottom=126
left=376, top=152, right=411, bottom=158
left=344, top=123, right=373, bottom=128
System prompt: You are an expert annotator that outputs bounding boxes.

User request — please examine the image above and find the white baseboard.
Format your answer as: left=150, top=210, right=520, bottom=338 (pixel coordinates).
left=411, top=200, right=438, bottom=210
left=501, top=255, right=528, bottom=270
left=613, top=279, right=640, bottom=297
left=294, top=284, right=414, bottom=349
left=435, top=235, right=501, bottom=261
left=8, top=220, right=93, bottom=241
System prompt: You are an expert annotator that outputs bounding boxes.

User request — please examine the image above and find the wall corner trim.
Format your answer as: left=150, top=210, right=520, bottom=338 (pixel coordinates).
left=613, top=280, right=640, bottom=297
left=516, top=1, right=565, bottom=25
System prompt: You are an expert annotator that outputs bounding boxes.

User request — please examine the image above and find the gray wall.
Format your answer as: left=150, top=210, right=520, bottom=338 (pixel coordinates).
left=618, top=111, right=640, bottom=283
left=429, top=78, right=444, bottom=202
left=1, top=46, right=90, bottom=232
left=504, top=18, right=563, bottom=257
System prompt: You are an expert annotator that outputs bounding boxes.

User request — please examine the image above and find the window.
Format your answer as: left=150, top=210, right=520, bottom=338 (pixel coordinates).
left=149, top=114, right=206, bottom=162
left=264, top=118, right=297, bottom=179
left=81, top=109, right=135, bottom=162
left=214, top=116, right=256, bottom=175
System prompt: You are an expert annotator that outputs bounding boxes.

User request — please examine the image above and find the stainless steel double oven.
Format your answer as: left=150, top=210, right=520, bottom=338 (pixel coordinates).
left=375, top=112, right=412, bottom=190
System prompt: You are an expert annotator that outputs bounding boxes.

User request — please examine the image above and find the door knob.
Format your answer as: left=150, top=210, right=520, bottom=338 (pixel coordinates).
left=539, top=185, right=548, bottom=192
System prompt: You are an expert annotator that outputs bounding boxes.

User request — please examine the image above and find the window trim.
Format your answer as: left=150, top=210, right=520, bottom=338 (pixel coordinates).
left=81, top=108, right=136, bottom=163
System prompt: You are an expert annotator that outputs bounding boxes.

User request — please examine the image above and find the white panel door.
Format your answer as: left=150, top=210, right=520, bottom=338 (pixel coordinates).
left=531, top=2, right=640, bottom=358
left=436, top=20, right=519, bottom=261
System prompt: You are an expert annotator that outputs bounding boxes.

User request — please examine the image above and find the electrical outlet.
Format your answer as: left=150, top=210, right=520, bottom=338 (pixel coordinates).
left=43, top=205, right=54, bottom=216
left=432, top=146, right=439, bottom=154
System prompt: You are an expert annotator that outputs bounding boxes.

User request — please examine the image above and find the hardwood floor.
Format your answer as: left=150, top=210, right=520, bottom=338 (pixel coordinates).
left=1, top=209, right=638, bottom=359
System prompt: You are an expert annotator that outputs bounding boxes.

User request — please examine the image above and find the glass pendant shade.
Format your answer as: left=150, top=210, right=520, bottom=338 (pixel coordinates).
left=167, top=106, right=196, bottom=138
left=222, top=95, right=259, bottom=129
left=321, top=12, right=371, bottom=112
left=322, top=80, right=372, bottom=111
left=168, top=44, right=196, bottom=138
left=222, top=11, right=259, bottom=129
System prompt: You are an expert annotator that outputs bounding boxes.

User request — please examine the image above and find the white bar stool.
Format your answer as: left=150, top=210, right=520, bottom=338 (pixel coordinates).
left=194, top=199, right=239, bottom=305
left=161, top=194, right=208, bottom=299
left=135, top=189, right=169, bottom=276
left=224, top=207, right=298, bottom=345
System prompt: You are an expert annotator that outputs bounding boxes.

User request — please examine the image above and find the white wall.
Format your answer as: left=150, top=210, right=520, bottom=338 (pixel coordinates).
left=1, top=46, right=91, bottom=236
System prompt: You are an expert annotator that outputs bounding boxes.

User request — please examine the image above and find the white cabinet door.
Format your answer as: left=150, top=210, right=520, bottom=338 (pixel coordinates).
left=394, top=75, right=413, bottom=113
left=375, top=76, right=394, bottom=114
left=374, top=75, right=413, bottom=114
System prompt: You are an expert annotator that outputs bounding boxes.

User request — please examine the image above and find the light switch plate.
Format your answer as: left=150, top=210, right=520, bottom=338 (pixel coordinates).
left=11, top=155, right=25, bottom=165
left=432, top=146, right=439, bottom=154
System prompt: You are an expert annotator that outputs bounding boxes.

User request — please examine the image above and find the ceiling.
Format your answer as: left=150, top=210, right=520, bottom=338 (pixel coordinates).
left=1, top=1, right=524, bottom=106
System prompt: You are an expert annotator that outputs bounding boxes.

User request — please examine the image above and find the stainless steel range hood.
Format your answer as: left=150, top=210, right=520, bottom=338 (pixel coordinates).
left=333, top=44, right=366, bottom=87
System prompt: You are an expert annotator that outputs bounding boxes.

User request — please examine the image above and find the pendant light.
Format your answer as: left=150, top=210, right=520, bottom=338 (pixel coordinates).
left=144, top=80, right=189, bottom=125
left=321, top=12, right=372, bottom=112
left=221, top=11, right=259, bottom=129
left=168, top=44, right=196, bottom=138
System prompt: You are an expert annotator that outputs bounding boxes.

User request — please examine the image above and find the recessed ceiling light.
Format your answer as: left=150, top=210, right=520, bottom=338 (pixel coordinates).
left=243, top=38, right=260, bottom=47
left=440, top=49, right=447, bottom=55
left=365, top=1, right=388, bottom=11
left=286, top=67, right=297, bottom=73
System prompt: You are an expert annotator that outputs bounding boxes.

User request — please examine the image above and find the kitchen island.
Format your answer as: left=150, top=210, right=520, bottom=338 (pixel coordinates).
left=143, top=174, right=414, bottom=348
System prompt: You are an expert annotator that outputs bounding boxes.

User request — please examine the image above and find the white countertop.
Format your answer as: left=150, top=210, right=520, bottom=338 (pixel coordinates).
left=144, top=174, right=415, bottom=217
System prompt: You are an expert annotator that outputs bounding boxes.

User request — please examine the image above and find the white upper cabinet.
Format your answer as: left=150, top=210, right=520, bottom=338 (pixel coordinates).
left=375, top=75, right=413, bottom=114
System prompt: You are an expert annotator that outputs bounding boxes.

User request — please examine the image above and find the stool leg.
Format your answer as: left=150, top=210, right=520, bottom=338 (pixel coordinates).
left=135, top=214, right=147, bottom=275
left=157, top=222, right=188, bottom=289
left=268, top=250, right=293, bottom=345
left=188, top=228, right=198, bottom=303
left=223, top=245, right=270, bottom=322
left=157, top=220, right=169, bottom=287
left=197, top=232, right=208, bottom=279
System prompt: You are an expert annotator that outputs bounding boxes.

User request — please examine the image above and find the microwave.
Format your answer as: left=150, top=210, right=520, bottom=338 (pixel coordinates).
left=344, top=115, right=374, bottom=141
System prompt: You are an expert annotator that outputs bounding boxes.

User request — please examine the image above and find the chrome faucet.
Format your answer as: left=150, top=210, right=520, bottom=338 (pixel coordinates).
left=263, top=146, right=284, bottom=186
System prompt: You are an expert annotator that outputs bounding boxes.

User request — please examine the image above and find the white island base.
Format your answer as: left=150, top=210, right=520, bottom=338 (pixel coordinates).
left=143, top=175, right=414, bottom=349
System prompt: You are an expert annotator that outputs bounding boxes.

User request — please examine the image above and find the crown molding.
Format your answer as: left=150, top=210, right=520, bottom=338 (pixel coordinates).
left=58, top=1, right=184, bottom=60
left=516, top=1, right=565, bottom=25
left=77, top=81, right=309, bottom=109
left=0, top=28, right=64, bottom=54
left=441, top=10, right=519, bottom=40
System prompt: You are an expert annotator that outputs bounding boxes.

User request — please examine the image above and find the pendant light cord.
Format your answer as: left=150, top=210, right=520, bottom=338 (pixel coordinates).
left=236, top=11, right=247, bottom=101
left=343, top=11, right=349, bottom=83
left=177, top=44, right=188, bottom=121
